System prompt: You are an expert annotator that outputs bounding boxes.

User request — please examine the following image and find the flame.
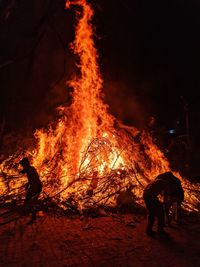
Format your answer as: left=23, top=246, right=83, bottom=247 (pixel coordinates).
left=0, top=0, right=199, bottom=212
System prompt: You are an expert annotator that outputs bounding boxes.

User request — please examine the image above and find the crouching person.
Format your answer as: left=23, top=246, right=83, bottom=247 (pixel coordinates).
left=143, top=179, right=171, bottom=237
left=19, top=157, right=42, bottom=224
left=155, top=172, right=184, bottom=225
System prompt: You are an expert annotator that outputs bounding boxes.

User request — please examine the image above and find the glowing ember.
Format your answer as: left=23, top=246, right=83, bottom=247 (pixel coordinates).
left=0, top=0, right=199, bottom=212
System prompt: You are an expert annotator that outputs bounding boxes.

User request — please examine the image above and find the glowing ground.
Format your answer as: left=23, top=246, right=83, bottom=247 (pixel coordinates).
left=0, top=210, right=199, bottom=267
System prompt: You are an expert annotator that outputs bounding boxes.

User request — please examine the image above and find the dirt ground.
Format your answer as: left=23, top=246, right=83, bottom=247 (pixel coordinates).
left=0, top=209, right=200, bottom=267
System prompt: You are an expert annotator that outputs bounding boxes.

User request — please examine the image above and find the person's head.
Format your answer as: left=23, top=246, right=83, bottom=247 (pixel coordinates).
left=19, top=157, right=30, bottom=168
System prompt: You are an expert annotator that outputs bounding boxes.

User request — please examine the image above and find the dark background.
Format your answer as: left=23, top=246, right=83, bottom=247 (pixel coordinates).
left=0, top=0, right=200, bottom=177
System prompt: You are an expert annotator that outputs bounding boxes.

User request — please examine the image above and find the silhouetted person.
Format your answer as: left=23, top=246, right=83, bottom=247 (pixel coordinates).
left=143, top=179, right=171, bottom=236
left=155, top=172, right=184, bottom=225
left=19, top=157, right=42, bottom=224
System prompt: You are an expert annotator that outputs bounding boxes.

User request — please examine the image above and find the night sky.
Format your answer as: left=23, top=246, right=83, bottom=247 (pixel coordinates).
left=96, top=0, right=200, bottom=130
left=0, top=0, right=200, bottom=168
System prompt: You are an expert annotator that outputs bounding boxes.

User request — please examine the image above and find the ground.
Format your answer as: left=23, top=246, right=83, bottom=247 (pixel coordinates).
left=0, top=209, right=200, bottom=267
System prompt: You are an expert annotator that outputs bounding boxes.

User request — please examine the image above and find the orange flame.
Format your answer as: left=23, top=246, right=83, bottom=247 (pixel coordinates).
left=0, top=0, right=199, bottom=212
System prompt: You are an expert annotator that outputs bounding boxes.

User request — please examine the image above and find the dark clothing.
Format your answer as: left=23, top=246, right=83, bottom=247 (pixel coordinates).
left=20, top=165, right=42, bottom=221
left=144, top=179, right=171, bottom=200
left=21, top=166, right=42, bottom=191
left=155, top=172, right=184, bottom=224
left=21, top=166, right=42, bottom=203
left=143, top=193, right=165, bottom=232
left=143, top=179, right=171, bottom=233
left=25, top=185, right=42, bottom=203
left=155, top=172, right=184, bottom=202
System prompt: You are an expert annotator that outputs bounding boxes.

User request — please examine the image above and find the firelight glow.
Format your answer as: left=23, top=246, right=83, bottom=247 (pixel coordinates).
left=0, top=0, right=199, bottom=212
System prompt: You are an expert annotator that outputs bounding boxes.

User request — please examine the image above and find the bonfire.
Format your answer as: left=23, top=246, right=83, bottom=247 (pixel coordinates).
left=0, top=0, right=199, bottom=213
